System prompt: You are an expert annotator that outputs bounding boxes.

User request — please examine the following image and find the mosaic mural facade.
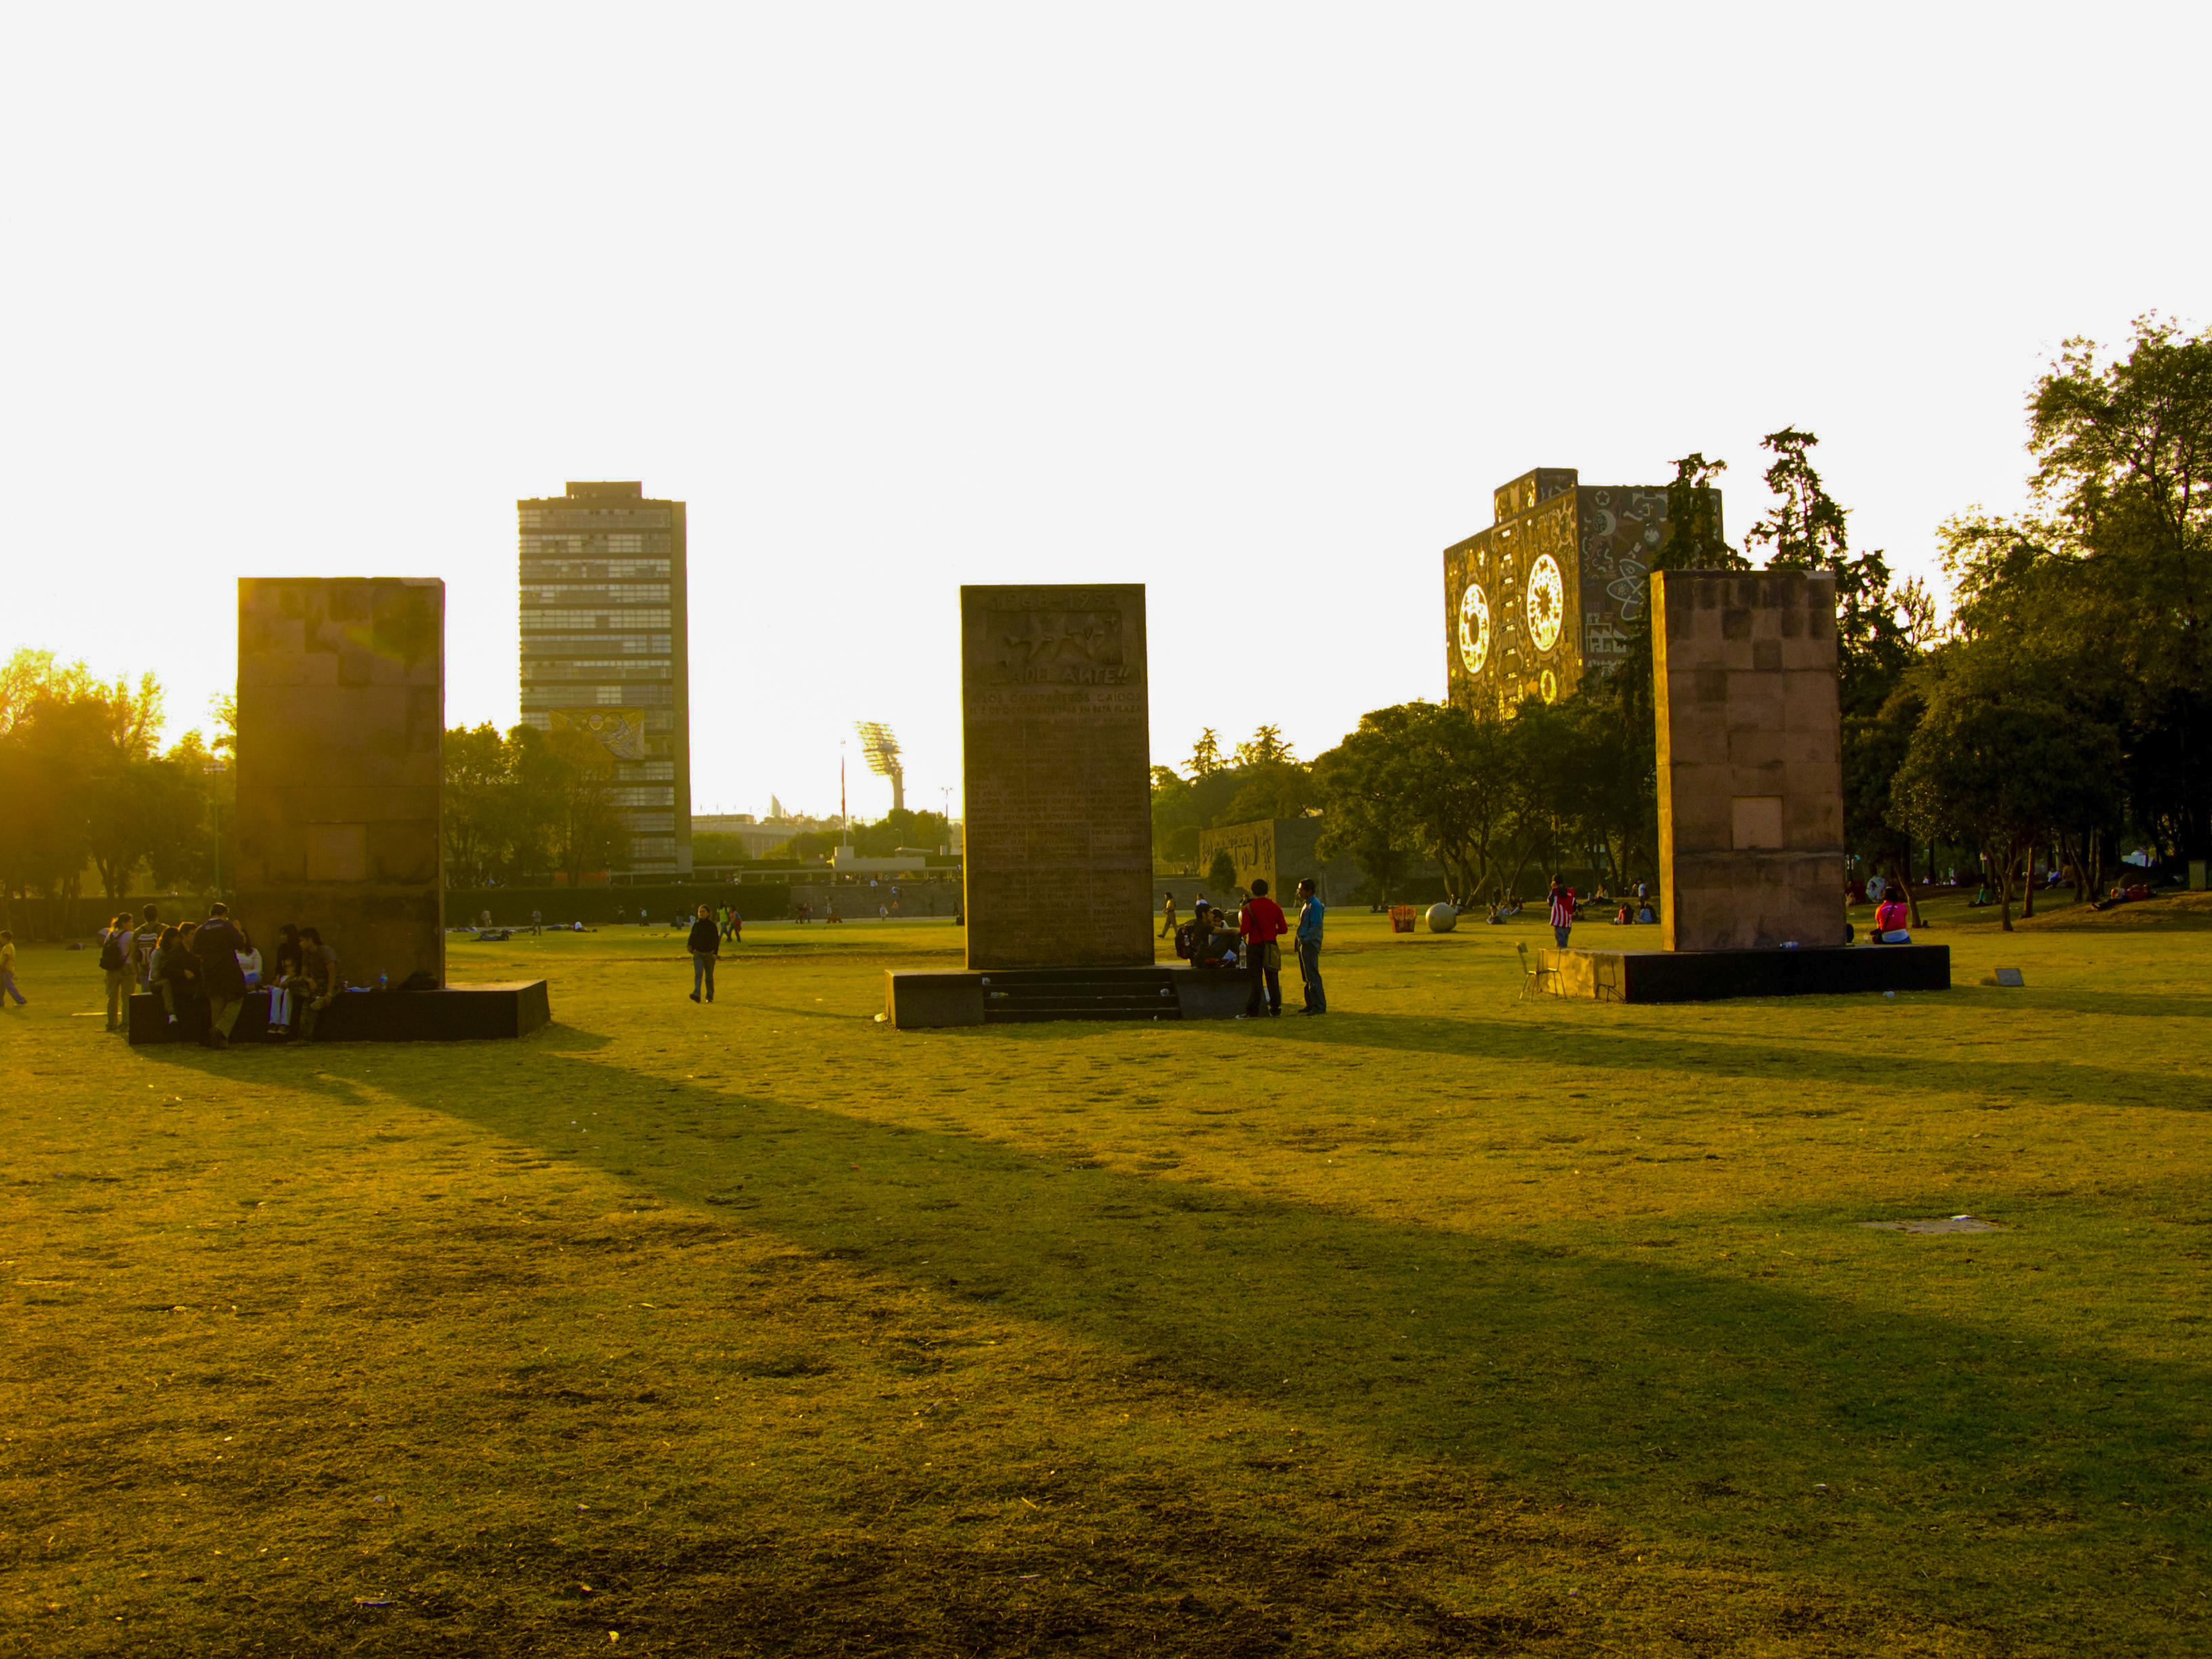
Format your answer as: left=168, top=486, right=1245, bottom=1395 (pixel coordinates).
left=1443, top=468, right=1723, bottom=715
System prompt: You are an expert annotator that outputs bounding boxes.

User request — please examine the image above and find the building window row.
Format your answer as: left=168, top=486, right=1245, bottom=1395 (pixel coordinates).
left=617, top=760, right=676, bottom=781
left=519, top=558, right=673, bottom=581
left=519, top=610, right=673, bottom=630
left=518, top=509, right=673, bottom=530
left=607, top=787, right=676, bottom=808
left=523, top=583, right=671, bottom=603
left=623, top=814, right=676, bottom=834
left=520, top=638, right=673, bottom=658
left=522, top=658, right=671, bottom=676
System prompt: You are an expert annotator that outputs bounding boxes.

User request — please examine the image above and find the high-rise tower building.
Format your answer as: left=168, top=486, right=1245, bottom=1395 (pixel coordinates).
left=517, top=481, right=691, bottom=875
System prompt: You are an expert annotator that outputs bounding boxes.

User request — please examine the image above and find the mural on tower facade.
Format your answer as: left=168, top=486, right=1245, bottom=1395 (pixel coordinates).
left=1443, top=467, right=1723, bottom=716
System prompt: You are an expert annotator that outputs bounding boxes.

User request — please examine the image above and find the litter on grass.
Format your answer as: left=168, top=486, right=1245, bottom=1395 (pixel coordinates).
left=1857, top=1214, right=2009, bottom=1234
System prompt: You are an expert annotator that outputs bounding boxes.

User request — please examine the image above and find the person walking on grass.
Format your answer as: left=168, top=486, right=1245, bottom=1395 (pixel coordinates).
left=1549, top=876, right=1574, bottom=949
left=1159, top=891, right=1178, bottom=939
left=100, top=913, right=134, bottom=1030
left=190, top=903, right=253, bottom=1050
left=687, top=904, right=720, bottom=1004
left=1239, top=878, right=1288, bottom=1018
left=0, top=930, right=24, bottom=1009
left=1294, top=877, right=1327, bottom=1015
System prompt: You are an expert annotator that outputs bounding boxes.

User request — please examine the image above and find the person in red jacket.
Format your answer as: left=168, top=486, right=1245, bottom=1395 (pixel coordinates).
left=1239, top=878, right=1289, bottom=1017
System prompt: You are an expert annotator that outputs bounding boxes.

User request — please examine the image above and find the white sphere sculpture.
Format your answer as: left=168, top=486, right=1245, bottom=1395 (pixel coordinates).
left=1426, top=902, right=1458, bottom=933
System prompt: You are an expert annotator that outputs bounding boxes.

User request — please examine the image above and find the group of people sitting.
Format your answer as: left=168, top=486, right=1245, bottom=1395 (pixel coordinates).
left=106, top=903, right=340, bottom=1048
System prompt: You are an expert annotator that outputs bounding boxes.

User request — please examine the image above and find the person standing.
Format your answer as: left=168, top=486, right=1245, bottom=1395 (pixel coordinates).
left=1294, top=878, right=1327, bottom=1015
left=1159, top=891, right=1178, bottom=939
left=531, top=907, right=543, bottom=936
left=687, top=904, right=720, bottom=1003
left=0, top=930, right=23, bottom=1009
left=99, top=913, right=134, bottom=1030
left=1548, top=876, right=1574, bottom=949
left=1238, top=878, right=1288, bottom=1017
left=190, top=903, right=252, bottom=1049
left=131, top=904, right=163, bottom=993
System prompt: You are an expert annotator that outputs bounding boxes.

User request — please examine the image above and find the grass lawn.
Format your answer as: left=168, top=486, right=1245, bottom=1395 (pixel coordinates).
left=2, top=895, right=2207, bottom=1656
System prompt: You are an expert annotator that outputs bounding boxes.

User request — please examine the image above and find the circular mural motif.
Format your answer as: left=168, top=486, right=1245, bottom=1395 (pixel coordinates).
left=1540, top=667, right=1559, bottom=704
left=1525, top=554, right=1565, bottom=652
left=1457, top=582, right=1492, bottom=675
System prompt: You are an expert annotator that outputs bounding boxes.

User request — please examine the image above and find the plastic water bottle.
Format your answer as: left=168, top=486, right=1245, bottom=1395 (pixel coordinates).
left=379, top=971, right=388, bottom=991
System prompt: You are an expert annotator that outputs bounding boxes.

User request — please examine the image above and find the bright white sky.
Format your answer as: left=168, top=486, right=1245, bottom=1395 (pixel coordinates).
left=5, top=4, right=2207, bottom=823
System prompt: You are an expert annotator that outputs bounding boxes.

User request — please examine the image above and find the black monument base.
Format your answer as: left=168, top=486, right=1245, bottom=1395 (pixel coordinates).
left=127, top=981, right=551, bottom=1045
left=1540, top=944, right=1949, bottom=1003
left=884, top=965, right=1254, bottom=1028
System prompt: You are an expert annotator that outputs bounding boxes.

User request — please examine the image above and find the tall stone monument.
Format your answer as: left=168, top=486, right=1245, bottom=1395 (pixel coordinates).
left=960, top=584, right=1152, bottom=970
left=1653, top=569, right=1847, bottom=949
left=236, top=578, right=445, bottom=988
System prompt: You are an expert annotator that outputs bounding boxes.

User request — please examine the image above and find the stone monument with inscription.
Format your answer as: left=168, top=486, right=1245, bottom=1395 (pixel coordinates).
left=960, top=583, right=1153, bottom=970
left=882, top=582, right=1248, bottom=1026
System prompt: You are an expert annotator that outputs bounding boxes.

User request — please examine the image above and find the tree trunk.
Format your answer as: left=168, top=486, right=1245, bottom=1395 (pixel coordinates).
left=2020, top=848, right=2036, bottom=920
left=1994, top=840, right=2015, bottom=932
left=1896, top=863, right=1924, bottom=930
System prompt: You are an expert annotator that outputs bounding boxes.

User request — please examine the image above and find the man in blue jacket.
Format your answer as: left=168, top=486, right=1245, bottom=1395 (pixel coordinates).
left=1294, top=878, right=1326, bottom=1015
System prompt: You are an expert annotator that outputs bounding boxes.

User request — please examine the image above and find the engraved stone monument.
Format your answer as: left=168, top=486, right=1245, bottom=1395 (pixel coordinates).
left=236, top=577, right=446, bottom=987
left=961, top=583, right=1153, bottom=970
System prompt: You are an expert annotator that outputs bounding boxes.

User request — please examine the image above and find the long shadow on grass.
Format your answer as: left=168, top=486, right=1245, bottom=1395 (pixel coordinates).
left=1266, top=1010, right=2212, bottom=1113
left=384, top=1048, right=2210, bottom=1640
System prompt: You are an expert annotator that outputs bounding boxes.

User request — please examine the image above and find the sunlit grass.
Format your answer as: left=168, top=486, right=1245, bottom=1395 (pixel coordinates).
left=2, top=903, right=2205, bottom=1654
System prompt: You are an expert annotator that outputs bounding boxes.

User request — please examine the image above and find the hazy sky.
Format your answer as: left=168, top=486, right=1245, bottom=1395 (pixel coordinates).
left=6, top=4, right=2207, bottom=823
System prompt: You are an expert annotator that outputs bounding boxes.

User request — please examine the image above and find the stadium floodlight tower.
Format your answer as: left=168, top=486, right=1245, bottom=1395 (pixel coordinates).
left=855, top=720, right=905, bottom=812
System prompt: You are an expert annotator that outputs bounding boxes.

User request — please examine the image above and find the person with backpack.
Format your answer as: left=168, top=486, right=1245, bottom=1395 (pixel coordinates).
left=99, top=914, right=134, bottom=1030
left=1239, top=878, right=1288, bottom=1017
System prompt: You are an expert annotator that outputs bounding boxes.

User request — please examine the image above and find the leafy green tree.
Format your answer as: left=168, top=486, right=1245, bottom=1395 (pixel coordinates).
left=2024, top=316, right=2212, bottom=857
left=852, top=808, right=950, bottom=857
left=1204, top=847, right=1239, bottom=895
left=1187, top=728, right=1224, bottom=779
left=443, top=722, right=510, bottom=888
left=1891, top=655, right=2118, bottom=930
left=1744, top=428, right=1921, bottom=718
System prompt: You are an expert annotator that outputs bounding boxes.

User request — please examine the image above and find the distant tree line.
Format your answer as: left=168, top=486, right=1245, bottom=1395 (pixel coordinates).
left=0, top=650, right=233, bottom=937
left=1300, top=317, right=2211, bottom=932
left=705, top=807, right=954, bottom=866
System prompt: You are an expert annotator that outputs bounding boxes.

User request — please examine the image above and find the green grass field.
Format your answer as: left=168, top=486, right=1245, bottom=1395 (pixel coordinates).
left=3, top=895, right=2207, bottom=1656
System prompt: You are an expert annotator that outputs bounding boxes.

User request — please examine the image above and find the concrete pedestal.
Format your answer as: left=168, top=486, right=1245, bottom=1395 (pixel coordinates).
left=1540, top=944, right=1949, bottom=1002
left=885, top=965, right=1252, bottom=1027
left=128, top=981, right=550, bottom=1044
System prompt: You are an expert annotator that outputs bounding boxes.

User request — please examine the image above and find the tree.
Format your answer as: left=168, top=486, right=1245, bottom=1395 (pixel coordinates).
left=1891, top=657, right=2118, bottom=930
left=1187, top=728, right=1224, bottom=779
left=2026, top=316, right=2212, bottom=857
left=1149, top=765, right=1200, bottom=867
left=1744, top=428, right=1920, bottom=718
left=1205, top=847, right=1239, bottom=895
left=443, top=722, right=510, bottom=888
left=1314, top=701, right=1544, bottom=905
